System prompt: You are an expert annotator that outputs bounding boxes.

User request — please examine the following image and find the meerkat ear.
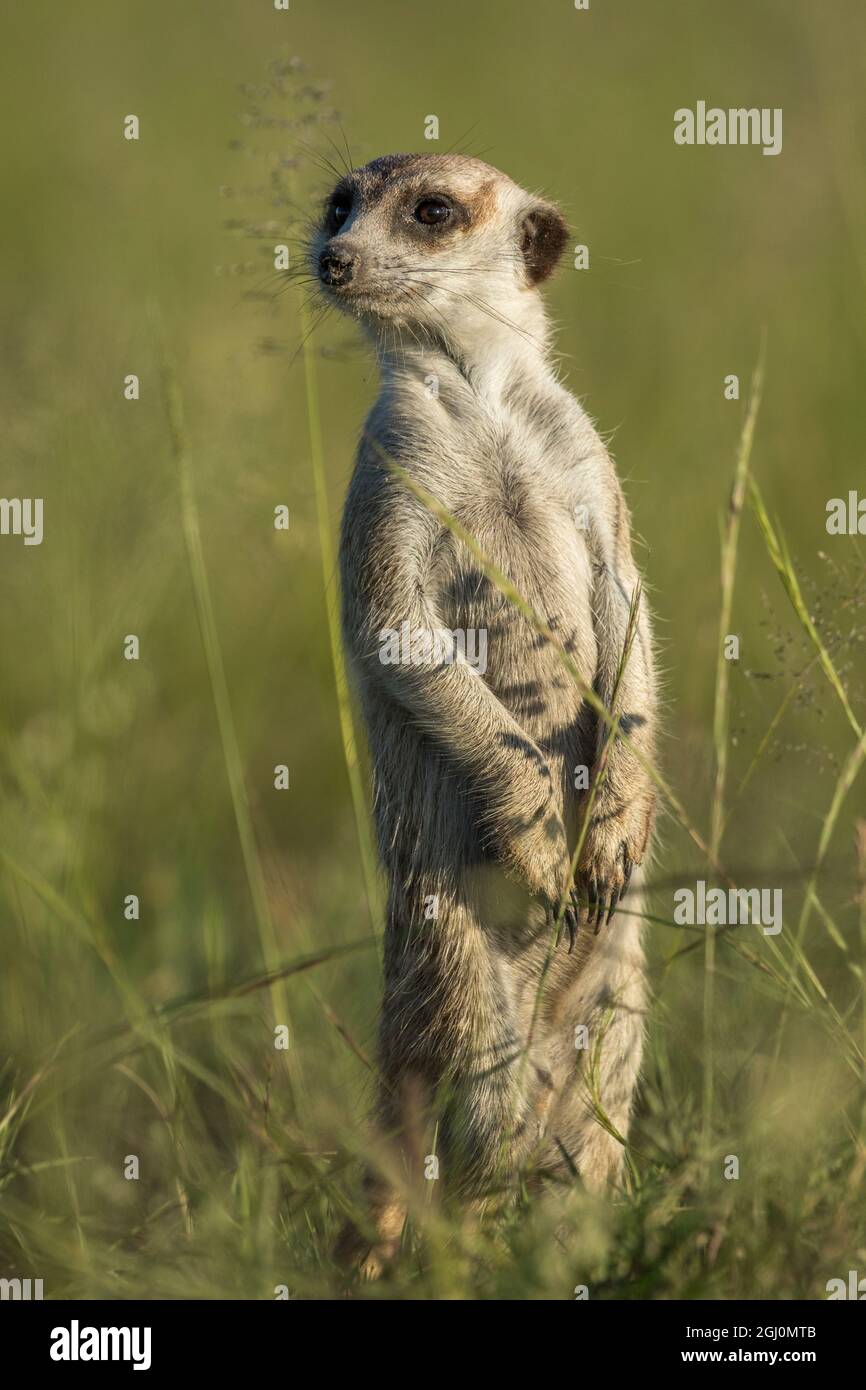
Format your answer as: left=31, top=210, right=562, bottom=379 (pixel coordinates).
left=520, top=202, right=569, bottom=285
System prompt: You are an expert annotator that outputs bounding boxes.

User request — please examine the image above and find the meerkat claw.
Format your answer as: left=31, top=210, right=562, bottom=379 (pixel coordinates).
left=586, top=876, right=598, bottom=926
left=622, top=854, right=633, bottom=897
left=563, top=904, right=578, bottom=952
left=569, top=885, right=582, bottom=939
left=594, top=891, right=609, bottom=932
left=555, top=887, right=580, bottom=951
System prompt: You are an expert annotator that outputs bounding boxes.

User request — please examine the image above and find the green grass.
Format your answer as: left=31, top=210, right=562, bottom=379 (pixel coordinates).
left=2, top=0, right=866, bottom=1300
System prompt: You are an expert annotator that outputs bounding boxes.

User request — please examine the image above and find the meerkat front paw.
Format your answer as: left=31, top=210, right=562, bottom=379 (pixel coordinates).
left=499, top=796, right=580, bottom=948
left=577, top=803, right=650, bottom=931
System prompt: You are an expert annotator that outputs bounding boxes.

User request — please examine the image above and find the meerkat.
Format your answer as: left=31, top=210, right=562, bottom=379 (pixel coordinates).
left=309, top=154, right=657, bottom=1271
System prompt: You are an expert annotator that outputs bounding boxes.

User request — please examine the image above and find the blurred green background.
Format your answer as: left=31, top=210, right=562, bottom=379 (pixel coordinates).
left=1, top=0, right=865, bottom=1298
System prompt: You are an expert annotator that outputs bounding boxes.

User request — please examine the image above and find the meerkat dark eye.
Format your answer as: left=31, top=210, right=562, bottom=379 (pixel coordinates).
left=414, top=198, right=452, bottom=227
left=330, top=198, right=352, bottom=229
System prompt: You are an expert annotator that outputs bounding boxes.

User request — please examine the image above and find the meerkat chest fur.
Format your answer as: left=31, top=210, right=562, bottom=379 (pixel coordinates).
left=380, top=352, right=601, bottom=744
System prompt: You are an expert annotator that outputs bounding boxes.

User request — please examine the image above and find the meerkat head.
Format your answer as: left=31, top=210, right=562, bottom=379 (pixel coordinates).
left=309, top=153, right=568, bottom=351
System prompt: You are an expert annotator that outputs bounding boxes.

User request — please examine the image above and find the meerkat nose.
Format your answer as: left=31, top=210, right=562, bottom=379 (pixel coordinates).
left=319, top=245, right=357, bottom=288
